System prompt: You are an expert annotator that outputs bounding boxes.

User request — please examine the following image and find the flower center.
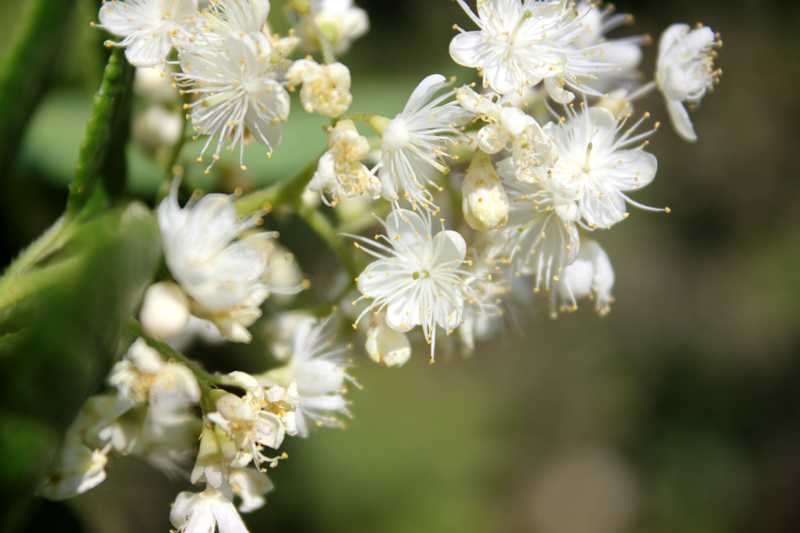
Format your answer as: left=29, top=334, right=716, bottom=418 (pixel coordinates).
left=509, top=11, right=532, bottom=44
left=412, top=271, right=429, bottom=280
left=583, top=142, right=594, bottom=172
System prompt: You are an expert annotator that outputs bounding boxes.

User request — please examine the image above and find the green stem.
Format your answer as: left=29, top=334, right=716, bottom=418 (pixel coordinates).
left=304, top=12, right=336, bottom=65
left=235, top=155, right=321, bottom=215
left=297, top=204, right=362, bottom=282
left=339, top=112, right=377, bottom=125
left=127, top=317, right=226, bottom=387
left=156, top=97, right=191, bottom=204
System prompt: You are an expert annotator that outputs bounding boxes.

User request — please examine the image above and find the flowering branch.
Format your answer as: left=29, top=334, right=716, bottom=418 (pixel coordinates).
left=127, top=317, right=225, bottom=389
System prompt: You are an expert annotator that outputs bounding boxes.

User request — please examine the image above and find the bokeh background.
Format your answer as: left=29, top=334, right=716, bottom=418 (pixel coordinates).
left=2, top=0, right=800, bottom=532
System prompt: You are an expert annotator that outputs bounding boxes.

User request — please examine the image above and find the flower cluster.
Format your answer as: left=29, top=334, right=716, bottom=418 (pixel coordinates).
left=40, top=1, right=722, bottom=530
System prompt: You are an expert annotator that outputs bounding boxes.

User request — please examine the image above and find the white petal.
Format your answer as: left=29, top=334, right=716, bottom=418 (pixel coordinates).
left=544, top=77, right=575, bottom=104
left=663, top=64, right=690, bottom=102
left=403, top=74, right=447, bottom=115
left=449, top=32, right=483, bottom=68
left=666, top=98, right=697, bottom=142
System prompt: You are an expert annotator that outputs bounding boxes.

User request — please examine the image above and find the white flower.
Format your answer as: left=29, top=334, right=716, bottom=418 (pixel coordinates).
left=109, top=338, right=200, bottom=407
left=38, top=439, right=111, bottom=501
left=176, top=31, right=290, bottom=171
left=229, top=468, right=274, bottom=513
left=258, top=315, right=354, bottom=437
left=139, top=282, right=191, bottom=340
left=208, top=380, right=299, bottom=468
left=551, top=240, right=614, bottom=316
left=158, top=180, right=304, bottom=343
left=170, top=486, right=249, bottom=533
left=455, top=85, right=555, bottom=180
left=372, top=74, right=470, bottom=207
left=450, top=0, right=629, bottom=100
left=191, top=430, right=228, bottom=489
left=496, top=157, right=580, bottom=290
left=200, top=0, right=271, bottom=39
left=348, top=208, right=474, bottom=360
left=96, top=0, right=198, bottom=67
left=286, top=59, right=353, bottom=118
left=546, top=106, right=661, bottom=229
left=656, top=23, right=722, bottom=141
left=300, top=0, right=369, bottom=54
left=365, top=312, right=411, bottom=367
left=461, top=151, right=509, bottom=231
left=570, top=1, right=645, bottom=92
left=308, top=120, right=379, bottom=205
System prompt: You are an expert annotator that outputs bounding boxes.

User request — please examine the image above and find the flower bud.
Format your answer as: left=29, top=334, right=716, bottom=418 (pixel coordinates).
left=462, top=151, right=509, bottom=231
left=139, top=282, right=190, bottom=340
left=291, top=0, right=311, bottom=14
left=366, top=314, right=411, bottom=367
left=191, top=430, right=226, bottom=489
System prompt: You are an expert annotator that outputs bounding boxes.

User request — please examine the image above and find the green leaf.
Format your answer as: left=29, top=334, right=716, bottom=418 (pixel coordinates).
left=67, top=46, right=135, bottom=219
left=0, top=0, right=78, bottom=171
left=0, top=202, right=162, bottom=531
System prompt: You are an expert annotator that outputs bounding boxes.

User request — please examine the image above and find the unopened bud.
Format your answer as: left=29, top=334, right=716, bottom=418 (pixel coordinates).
left=366, top=315, right=411, bottom=367
left=291, top=0, right=312, bottom=14
left=369, top=115, right=392, bottom=138
left=462, top=151, right=509, bottom=231
left=191, top=430, right=225, bottom=488
left=139, top=282, right=190, bottom=340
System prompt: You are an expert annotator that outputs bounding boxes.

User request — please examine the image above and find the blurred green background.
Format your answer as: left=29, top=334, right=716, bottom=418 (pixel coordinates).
left=3, top=0, right=800, bottom=532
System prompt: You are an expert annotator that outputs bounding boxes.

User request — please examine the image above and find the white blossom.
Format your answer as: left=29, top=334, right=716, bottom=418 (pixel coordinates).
left=109, top=338, right=200, bottom=407
left=229, top=468, right=274, bottom=513
left=570, top=1, right=645, bottom=92
left=496, top=157, right=580, bottom=290
left=657, top=23, right=722, bottom=141
left=96, top=0, right=198, bottom=67
left=365, top=312, right=412, bottom=367
left=551, top=240, right=614, bottom=316
left=158, top=180, right=304, bottom=343
left=286, top=59, right=353, bottom=118
left=348, top=208, right=475, bottom=360
left=170, top=486, right=249, bottom=533
left=258, top=315, right=354, bottom=437
left=308, top=120, right=379, bottom=206
left=191, top=430, right=228, bottom=490
left=450, top=0, right=629, bottom=100
left=207, top=379, right=299, bottom=468
left=38, top=439, right=111, bottom=501
left=299, top=0, right=370, bottom=54
left=546, top=105, right=661, bottom=229
left=176, top=29, right=290, bottom=171
left=456, top=85, right=555, bottom=181
left=199, top=0, right=271, bottom=40
left=372, top=75, right=470, bottom=207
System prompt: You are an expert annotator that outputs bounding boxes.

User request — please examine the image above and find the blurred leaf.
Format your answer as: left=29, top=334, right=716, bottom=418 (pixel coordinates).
left=0, top=202, right=162, bottom=531
left=0, top=0, right=78, bottom=171
left=67, top=47, right=134, bottom=218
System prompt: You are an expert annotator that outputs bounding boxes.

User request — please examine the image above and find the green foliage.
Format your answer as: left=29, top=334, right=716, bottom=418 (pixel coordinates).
left=0, top=31, right=156, bottom=533
left=0, top=0, right=78, bottom=171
